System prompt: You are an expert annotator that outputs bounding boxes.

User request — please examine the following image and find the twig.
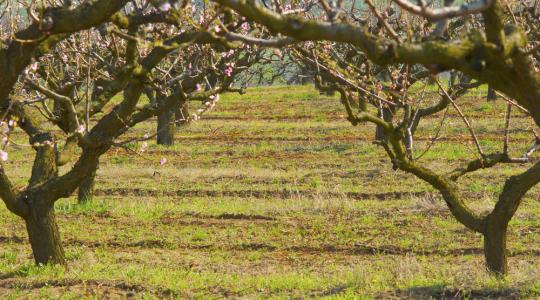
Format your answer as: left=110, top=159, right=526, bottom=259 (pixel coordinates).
left=414, top=107, right=449, bottom=160
left=364, top=0, right=400, bottom=42
left=503, top=103, right=512, bottom=155
left=495, top=91, right=530, bottom=115
left=434, top=77, right=484, bottom=157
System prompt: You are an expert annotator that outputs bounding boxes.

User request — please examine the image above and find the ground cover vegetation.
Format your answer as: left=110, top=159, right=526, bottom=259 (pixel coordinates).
left=1, top=0, right=540, bottom=298
left=0, top=85, right=539, bottom=298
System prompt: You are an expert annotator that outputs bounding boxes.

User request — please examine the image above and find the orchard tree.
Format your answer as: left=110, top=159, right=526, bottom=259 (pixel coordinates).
left=213, top=0, right=540, bottom=275
left=0, top=0, right=262, bottom=266
left=24, top=26, right=258, bottom=203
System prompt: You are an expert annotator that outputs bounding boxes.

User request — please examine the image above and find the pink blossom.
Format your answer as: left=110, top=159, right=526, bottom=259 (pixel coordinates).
left=160, top=157, right=167, bottom=165
left=76, top=125, right=85, bottom=134
left=222, top=49, right=235, bottom=58
left=224, top=63, right=234, bottom=77
left=240, top=22, right=250, bottom=32
left=0, top=150, right=8, bottom=162
left=158, top=2, right=172, bottom=12
left=29, top=62, right=38, bottom=72
left=140, top=142, right=148, bottom=152
left=322, top=44, right=332, bottom=53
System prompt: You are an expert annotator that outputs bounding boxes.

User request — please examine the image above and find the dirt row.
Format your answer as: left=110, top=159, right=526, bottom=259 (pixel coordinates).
left=93, top=187, right=429, bottom=201
left=0, top=278, right=185, bottom=299
left=0, top=278, right=523, bottom=299
left=2, top=234, right=539, bottom=258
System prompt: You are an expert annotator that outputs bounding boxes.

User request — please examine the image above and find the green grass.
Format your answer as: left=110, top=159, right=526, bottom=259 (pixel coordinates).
left=0, top=85, right=539, bottom=298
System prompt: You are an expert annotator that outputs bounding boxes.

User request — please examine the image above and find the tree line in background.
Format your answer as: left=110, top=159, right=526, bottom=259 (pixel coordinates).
left=1, top=0, right=540, bottom=276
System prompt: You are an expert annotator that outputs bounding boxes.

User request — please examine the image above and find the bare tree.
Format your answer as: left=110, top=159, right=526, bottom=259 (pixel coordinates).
left=213, top=0, right=540, bottom=275
left=0, top=0, right=258, bottom=266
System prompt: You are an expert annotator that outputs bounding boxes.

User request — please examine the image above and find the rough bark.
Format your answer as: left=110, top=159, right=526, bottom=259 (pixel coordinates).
left=25, top=203, right=66, bottom=265
left=157, top=108, right=175, bottom=145
left=78, top=168, right=97, bottom=203
left=30, top=143, right=58, bottom=186
left=24, top=133, right=66, bottom=265
left=483, top=221, right=508, bottom=275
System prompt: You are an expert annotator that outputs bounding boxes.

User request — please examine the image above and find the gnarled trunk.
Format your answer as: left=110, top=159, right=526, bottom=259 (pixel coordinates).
left=78, top=167, right=97, bottom=204
left=157, top=108, right=175, bottom=146
left=483, top=221, right=508, bottom=275
left=26, top=134, right=65, bottom=265
left=25, top=204, right=66, bottom=266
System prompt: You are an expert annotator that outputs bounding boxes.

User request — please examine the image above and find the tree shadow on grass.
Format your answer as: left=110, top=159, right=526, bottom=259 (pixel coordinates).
left=390, top=284, right=521, bottom=299
left=304, top=284, right=522, bottom=299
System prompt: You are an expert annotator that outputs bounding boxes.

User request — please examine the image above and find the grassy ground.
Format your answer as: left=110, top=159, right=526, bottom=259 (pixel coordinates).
left=1, top=85, right=540, bottom=299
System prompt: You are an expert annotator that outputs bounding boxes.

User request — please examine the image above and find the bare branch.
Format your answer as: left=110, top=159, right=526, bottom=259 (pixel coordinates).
left=392, top=0, right=493, bottom=21
left=224, top=32, right=298, bottom=47
left=365, top=0, right=400, bottom=42
left=449, top=153, right=528, bottom=181
left=0, top=165, right=27, bottom=218
left=434, top=77, right=484, bottom=157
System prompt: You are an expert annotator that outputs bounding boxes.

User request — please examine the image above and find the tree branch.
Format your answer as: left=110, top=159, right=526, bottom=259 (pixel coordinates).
left=448, top=153, right=528, bottom=181
left=0, top=165, right=27, bottom=218
left=391, top=0, right=494, bottom=21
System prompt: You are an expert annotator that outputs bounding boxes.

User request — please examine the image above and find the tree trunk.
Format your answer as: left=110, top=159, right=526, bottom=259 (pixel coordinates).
left=26, top=134, right=65, bottom=265
left=483, top=223, right=508, bottom=275
left=78, top=168, right=96, bottom=204
left=487, top=86, right=497, bottom=102
left=375, top=107, right=393, bottom=142
left=25, top=204, right=66, bottom=265
left=157, top=108, right=175, bottom=146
